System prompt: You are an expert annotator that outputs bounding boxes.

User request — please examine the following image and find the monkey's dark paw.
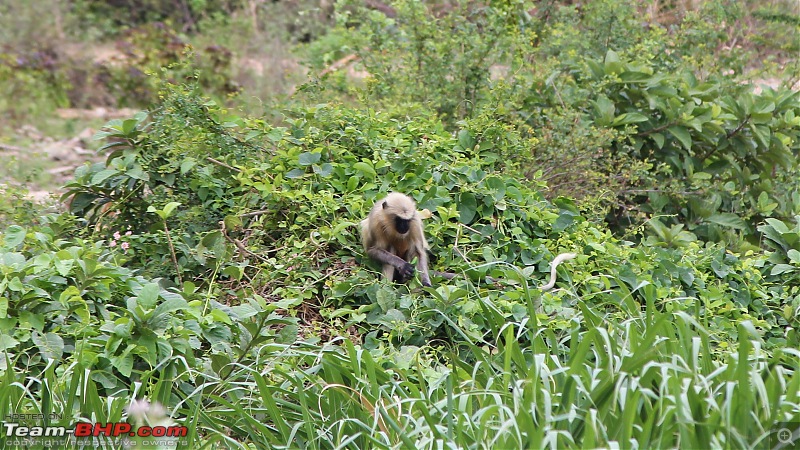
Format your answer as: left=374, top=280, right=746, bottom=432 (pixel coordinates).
left=397, top=262, right=415, bottom=281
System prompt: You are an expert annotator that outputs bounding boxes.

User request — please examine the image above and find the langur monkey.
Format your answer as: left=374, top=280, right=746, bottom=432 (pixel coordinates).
left=361, top=192, right=432, bottom=287
left=361, top=192, right=577, bottom=290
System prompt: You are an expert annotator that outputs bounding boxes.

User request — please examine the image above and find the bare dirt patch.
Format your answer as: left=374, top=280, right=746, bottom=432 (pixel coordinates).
left=0, top=108, right=138, bottom=204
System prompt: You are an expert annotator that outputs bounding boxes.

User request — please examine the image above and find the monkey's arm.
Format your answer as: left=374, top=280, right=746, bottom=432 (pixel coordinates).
left=367, top=247, right=416, bottom=282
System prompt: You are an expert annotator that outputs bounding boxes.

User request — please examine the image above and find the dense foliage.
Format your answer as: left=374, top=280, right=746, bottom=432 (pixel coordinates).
left=1, top=0, right=799, bottom=448
left=309, top=0, right=800, bottom=246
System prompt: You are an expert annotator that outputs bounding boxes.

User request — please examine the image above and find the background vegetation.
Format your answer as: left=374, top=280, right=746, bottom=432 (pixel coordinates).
left=1, top=0, right=799, bottom=448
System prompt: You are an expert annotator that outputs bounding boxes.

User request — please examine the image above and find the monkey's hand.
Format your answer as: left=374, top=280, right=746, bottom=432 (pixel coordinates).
left=397, top=262, right=416, bottom=282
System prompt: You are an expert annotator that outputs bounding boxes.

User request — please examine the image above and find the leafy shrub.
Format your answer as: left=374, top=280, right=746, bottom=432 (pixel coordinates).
left=0, top=185, right=47, bottom=230
left=0, top=217, right=194, bottom=391
left=579, top=50, right=800, bottom=245
left=10, top=72, right=800, bottom=450
left=305, top=0, right=800, bottom=250
left=5, top=1, right=800, bottom=448
left=61, top=84, right=797, bottom=352
left=758, top=215, right=800, bottom=286
left=0, top=49, right=70, bottom=122
left=62, top=84, right=257, bottom=283
left=0, top=214, right=298, bottom=395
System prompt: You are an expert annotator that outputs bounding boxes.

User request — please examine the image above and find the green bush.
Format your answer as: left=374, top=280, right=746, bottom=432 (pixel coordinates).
left=0, top=50, right=70, bottom=122
left=305, top=0, right=800, bottom=249
left=0, top=216, right=193, bottom=392
left=62, top=84, right=256, bottom=283
left=5, top=1, right=800, bottom=447
left=61, top=85, right=797, bottom=352
left=581, top=50, right=800, bottom=246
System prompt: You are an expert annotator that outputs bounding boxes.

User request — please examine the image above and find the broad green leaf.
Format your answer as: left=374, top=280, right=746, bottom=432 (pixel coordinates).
left=53, top=253, right=75, bottom=277
left=210, top=308, right=232, bottom=324
left=668, top=126, right=692, bottom=150
left=0, top=332, right=17, bottom=350
left=285, top=168, right=306, bottom=178
left=347, top=175, right=359, bottom=191
left=298, top=152, right=321, bottom=166
left=485, top=177, right=506, bottom=200
left=332, top=282, right=353, bottom=298
left=457, top=129, right=475, bottom=150
left=276, top=324, right=298, bottom=344
left=126, top=166, right=149, bottom=181
left=552, top=212, right=576, bottom=233
left=458, top=193, right=477, bottom=224
left=59, top=286, right=83, bottom=307
left=180, top=157, right=198, bottom=174
left=381, top=308, right=406, bottom=324
left=353, top=161, right=376, bottom=177
left=152, top=297, right=189, bottom=318
left=273, top=297, right=303, bottom=310
left=91, top=169, right=119, bottom=185
left=162, top=202, right=181, bottom=218
left=121, top=118, right=139, bottom=136
left=313, top=163, right=333, bottom=177
left=2, top=225, right=26, bottom=249
left=611, top=112, right=649, bottom=126
left=266, top=127, right=285, bottom=142
left=593, top=96, right=616, bottom=125
left=764, top=218, right=790, bottom=234
left=771, top=264, right=798, bottom=275
left=137, top=282, right=160, bottom=309
left=32, top=332, right=64, bottom=360
left=111, top=349, right=134, bottom=377
left=603, top=49, right=623, bottom=74
left=706, top=213, right=747, bottom=230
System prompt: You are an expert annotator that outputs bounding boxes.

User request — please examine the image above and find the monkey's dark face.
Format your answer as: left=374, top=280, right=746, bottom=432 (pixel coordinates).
left=394, top=216, right=411, bottom=234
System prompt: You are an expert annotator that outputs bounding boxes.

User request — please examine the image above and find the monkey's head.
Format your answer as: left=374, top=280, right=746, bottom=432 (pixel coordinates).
left=382, top=192, right=417, bottom=235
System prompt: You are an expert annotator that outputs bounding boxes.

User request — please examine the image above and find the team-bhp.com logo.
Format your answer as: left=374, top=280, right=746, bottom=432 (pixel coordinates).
left=3, top=400, right=186, bottom=447
left=2, top=415, right=187, bottom=448
left=4, top=422, right=188, bottom=438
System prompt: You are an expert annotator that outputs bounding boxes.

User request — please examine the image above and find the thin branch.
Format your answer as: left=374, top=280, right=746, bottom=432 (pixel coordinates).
left=241, top=209, right=270, bottom=218
left=319, top=53, right=361, bottom=77
left=699, top=114, right=750, bottom=161
left=206, top=157, right=241, bottom=173
left=364, top=0, right=397, bottom=18
left=619, top=188, right=704, bottom=196
left=726, top=115, right=751, bottom=139
left=635, top=120, right=677, bottom=137
left=220, top=220, right=269, bottom=262
left=162, top=221, right=183, bottom=286
left=0, top=143, right=24, bottom=152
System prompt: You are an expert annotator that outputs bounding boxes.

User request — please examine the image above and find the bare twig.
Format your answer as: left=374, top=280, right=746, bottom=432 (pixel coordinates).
left=241, top=209, right=271, bottom=218
left=364, top=0, right=397, bottom=18
left=220, top=220, right=269, bottom=262
left=320, top=53, right=361, bottom=77
left=206, top=157, right=241, bottom=173
left=0, top=143, right=24, bottom=152
left=635, top=120, right=677, bottom=137
left=162, top=222, right=183, bottom=286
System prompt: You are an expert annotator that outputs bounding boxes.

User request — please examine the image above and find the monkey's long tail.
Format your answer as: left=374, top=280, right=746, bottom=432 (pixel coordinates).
left=432, top=252, right=577, bottom=289
left=432, top=270, right=458, bottom=280
left=539, top=252, right=578, bottom=291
